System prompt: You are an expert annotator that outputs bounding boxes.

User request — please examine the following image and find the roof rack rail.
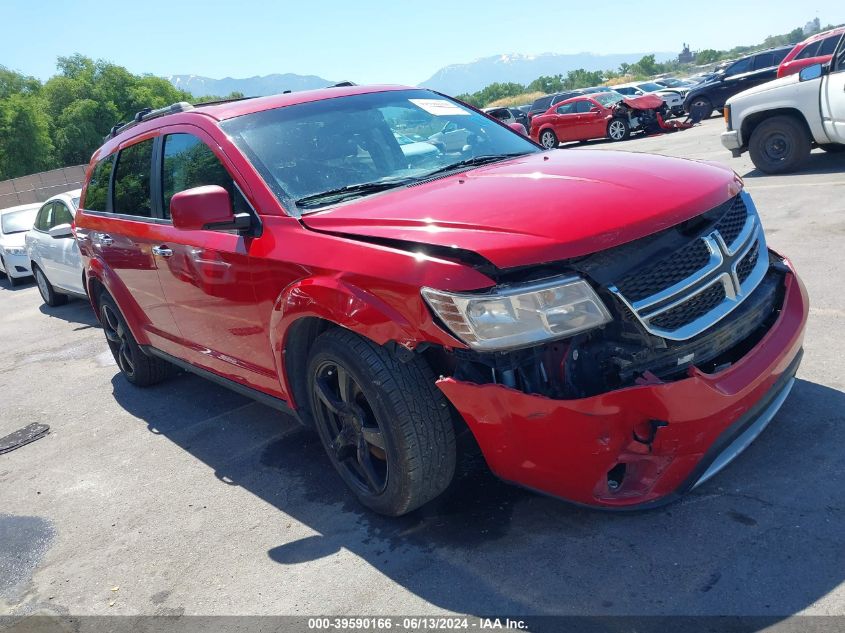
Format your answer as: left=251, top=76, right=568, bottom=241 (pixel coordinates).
left=191, top=95, right=256, bottom=108
left=107, top=101, right=194, bottom=139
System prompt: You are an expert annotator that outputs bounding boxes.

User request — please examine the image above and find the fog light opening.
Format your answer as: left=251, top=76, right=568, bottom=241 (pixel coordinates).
left=607, top=463, right=627, bottom=492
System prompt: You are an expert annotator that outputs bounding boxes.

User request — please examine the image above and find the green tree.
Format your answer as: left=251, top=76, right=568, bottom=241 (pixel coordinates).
left=631, top=54, right=658, bottom=77
left=0, top=93, right=54, bottom=179
left=695, top=49, right=723, bottom=64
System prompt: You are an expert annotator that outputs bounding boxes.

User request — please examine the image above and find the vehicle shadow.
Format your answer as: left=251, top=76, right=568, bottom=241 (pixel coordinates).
left=37, top=299, right=99, bottom=329
left=109, top=373, right=845, bottom=620
left=743, top=151, right=845, bottom=178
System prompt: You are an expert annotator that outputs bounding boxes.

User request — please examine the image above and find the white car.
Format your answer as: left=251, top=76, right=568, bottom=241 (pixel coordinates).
left=613, top=81, right=687, bottom=116
left=24, top=189, right=86, bottom=305
left=0, top=202, right=41, bottom=287
left=393, top=133, right=441, bottom=165
left=428, top=121, right=471, bottom=152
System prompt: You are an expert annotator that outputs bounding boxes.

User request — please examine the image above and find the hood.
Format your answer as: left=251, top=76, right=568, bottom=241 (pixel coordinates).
left=301, top=150, right=740, bottom=270
left=726, top=73, right=803, bottom=105
left=620, top=94, right=665, bottom=110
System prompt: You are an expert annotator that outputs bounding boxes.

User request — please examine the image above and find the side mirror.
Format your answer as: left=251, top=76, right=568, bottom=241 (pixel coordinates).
left=589, top=106, right=601, bottom=113
left=170, top=185, right=250, bottom=232
left=799, top=63, right=824, bottom=82
left=48, top=223, right=73, bottom=239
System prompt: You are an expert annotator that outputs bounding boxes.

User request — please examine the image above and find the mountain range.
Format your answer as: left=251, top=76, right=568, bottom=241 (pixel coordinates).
left=166, top=51, right=676, bottom=98
left=167, top=73, right=335, bottom=97
left=418, top=52, right=676, bottom=94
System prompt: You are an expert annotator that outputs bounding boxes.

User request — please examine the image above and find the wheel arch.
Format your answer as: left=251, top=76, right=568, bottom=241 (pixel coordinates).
left=270, top=277, right=424, bottom=417
left=741, top=108, right=812, bottom=149
left=84, top=258, right=152, bottom=346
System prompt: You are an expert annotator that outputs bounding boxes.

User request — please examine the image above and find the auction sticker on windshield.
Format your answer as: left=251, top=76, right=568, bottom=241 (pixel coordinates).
left=409, top=99, right=471, bottom=115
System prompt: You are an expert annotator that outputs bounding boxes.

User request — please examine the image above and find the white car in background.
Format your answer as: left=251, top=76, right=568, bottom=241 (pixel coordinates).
left=25, top=189, right=86, bottom=306
left=0, top=202, right=41, bottom=287
left=393, top=132, right=441, bottom=166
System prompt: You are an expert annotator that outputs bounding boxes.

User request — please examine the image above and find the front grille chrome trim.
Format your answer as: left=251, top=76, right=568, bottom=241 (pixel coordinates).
left=609, top=191, right=768, bottom=341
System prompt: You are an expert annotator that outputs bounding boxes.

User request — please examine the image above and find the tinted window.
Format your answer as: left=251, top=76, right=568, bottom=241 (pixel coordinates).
left=34, top=203, right=52, bottom=231
left=84, top=156, right=114, bottom=212
left=556, top=103, right=576, bottom=114
left=575, top=100, right=593, bottom=113
left=725, top=57, right=753, bottom=76
left=533, top=96, right=553, bottom=110
left=753, top=53, right=775, bottom=70
left=113, top=140, right=153, bottom=217
left=819, top=34, right=843, bottom=56
left=795, top=41, right=821, bottom=60
left=52, top=203, right=74, bottom=227
left=161, top=133, right=248, bottom=219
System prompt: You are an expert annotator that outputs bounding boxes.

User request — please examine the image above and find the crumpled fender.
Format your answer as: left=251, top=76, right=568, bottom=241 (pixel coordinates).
left=269, top=276, right=423, bottom=399
left=85, top=256, right=152, bottom=346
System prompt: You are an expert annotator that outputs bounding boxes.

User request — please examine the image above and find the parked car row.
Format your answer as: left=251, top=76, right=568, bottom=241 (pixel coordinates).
left=721, top=34, right=845, bottom=173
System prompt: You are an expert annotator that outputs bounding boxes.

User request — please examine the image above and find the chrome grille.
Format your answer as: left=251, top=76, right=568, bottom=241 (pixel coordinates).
left=609, top=191, right=769, bottom=341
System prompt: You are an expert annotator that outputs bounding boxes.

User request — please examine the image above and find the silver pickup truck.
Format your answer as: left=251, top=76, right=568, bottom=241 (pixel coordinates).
left=721, top=38, right=845, bottom=173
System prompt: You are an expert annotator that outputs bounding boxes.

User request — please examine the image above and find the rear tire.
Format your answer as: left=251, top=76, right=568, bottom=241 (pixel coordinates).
left=607, top=118, right=630, bottom=141
left=306, top=328, right=456, bottom=516
left=749, top=116, right=811, bottom=174
left=688, top=96, right=713, bottom=119
left=539, top=129, right=558, bottom=149
left=98, top=293, right=172, bottom=387
left=34, top=265, right=68, bottom=307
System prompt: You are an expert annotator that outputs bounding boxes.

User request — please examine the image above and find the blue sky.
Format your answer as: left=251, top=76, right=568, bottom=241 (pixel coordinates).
left=1, top=0, right=842, bottom=85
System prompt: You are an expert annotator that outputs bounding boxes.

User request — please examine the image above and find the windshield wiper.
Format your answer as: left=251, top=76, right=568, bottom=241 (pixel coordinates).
left=296, top=178, right=414, bottom=209
left=417, top=153, right=530, bottom=180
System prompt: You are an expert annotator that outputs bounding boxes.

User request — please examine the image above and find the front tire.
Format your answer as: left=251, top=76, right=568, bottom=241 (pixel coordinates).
left=607, top=118, right=630, bottom=141
left=34, top=265, right=68, bottom=307
left=688, top=96, right=713, bottom=119
left=307, top=328, right=456, bottom=516
left=98, top=294, right=172, bottom=387
left=749, top=116, right=811, bottom=174
left=539, top=129, right=558, bottom=149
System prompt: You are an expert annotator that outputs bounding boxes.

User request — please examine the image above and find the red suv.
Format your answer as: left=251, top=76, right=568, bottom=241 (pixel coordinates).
left=778, top=27, right=845, bottom=78
left=75, top=85, right=808, bottom=516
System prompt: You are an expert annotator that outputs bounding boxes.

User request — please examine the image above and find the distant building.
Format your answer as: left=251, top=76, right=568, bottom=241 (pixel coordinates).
left=804, top=18, right=821, bottom=35
left=679, top=43, right=694, bottom=64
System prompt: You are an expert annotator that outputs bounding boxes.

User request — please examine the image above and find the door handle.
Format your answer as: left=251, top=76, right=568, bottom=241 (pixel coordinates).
left=97, top=233, right=113, bottom=246
left=152, top=245, right=173, bottom=257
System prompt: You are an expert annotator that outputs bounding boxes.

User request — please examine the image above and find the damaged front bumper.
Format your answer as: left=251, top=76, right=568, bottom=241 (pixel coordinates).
left=436, top=267, right=808, bottom=509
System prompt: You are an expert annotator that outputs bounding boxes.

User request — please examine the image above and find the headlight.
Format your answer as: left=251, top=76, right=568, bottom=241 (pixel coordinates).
left=5, top=247, right=25, bottom=256
left=422, top=276, right=612, bottom=351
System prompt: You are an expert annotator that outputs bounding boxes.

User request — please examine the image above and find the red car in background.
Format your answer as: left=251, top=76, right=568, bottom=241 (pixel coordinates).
left=530, top=92, right=665, bottom=148
left=777, top=27, right=845, bottom=78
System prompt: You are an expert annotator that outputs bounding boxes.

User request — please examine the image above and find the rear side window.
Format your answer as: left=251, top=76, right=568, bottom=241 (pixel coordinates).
left=84, top=156, right=114, bottom=212
left=52, top=203, right=74, bottom=227
left=753, top=53, right=775, bottom=70
left=34, top=203, right=52, bottom=231
left=819, top=34, right=843, bottom=56
left=113, top=139, right=154, bottom=217
left=773, top=48, right=791, bottom=64
left=161, top=133, right=248, bottom=219
left=533, top=97, right=552, bottom=110
left=795, top=41, right=822, bottom=60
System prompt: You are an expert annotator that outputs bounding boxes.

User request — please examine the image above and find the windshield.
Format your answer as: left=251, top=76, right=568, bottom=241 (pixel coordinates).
left=1, top=208, right=38, bottom=234
left=637, top=82, right=665, bottom=92
left=594, top=93, right=623, bottom=106
left=221, top=89, right=538, bottom=213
